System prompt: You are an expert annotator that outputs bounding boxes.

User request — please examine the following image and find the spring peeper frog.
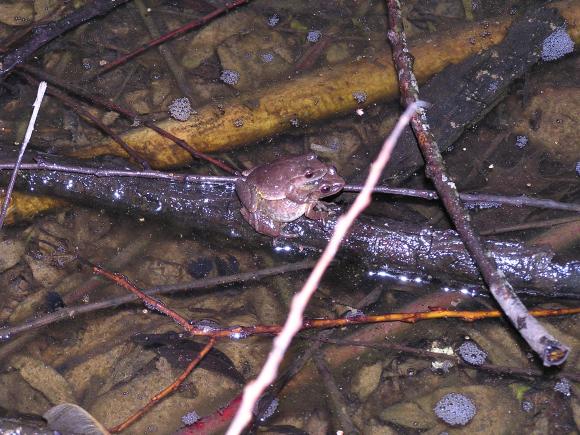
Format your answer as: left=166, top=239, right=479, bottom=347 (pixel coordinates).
left=235, top=154, right=345, bottom=237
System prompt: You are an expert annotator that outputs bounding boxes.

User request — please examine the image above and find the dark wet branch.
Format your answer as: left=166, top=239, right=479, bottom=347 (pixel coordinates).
left=314, top=353, right=360, bottom=434
left=1, top=162, right=577, bottom=294
left=384, top=0, right=570, bottom=366
left=0, top=0, right=132, bottom=80
left=382, top=5, right=573, bottom=182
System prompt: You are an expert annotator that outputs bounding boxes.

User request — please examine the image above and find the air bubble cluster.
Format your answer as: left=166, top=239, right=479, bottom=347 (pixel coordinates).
left=267, top=14, right=280, bottom=27
left=260, top=52, right=274, bottom=63
left=541, top=28, right=574, bottom=62
left=554, top=378, right=572, bottom=397
left=434, top=393, right=477, bottom=426
left=515, top=135, right=528, bottom=149
left=345, top=309, right=364, bottom=319
left=220, top=69, right=240, bottom=85
left=458, top=341, right=487, bottom=366
left=307, top=30, right=322, bottom=43
left=181, top=410, right=200, bottom=425
left=191, top=319, right=221, bottom=333
left=169, top=97, right=192, bottom=121
left=352, top=91, right=367, bottom=104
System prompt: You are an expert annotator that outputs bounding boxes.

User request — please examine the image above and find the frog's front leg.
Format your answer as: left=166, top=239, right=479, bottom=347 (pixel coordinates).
left=240, top=207, right=285, bottom=237
left=304, top=202, right=331, bottom=221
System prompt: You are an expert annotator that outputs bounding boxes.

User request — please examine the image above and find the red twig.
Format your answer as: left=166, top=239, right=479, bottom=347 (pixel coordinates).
left=82, top=0, right=251, bottom=82
left=19, top=65, right=237, bottom=174
left=109, top=337, right=216, bottom=433
left=18, top=72, right=150, bottom=169
left=92, top=265, right=192, bottom=330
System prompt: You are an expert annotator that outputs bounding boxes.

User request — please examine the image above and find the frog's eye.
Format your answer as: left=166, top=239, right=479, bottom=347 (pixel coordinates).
left=320, top=185, right=331, bottom=194
left=304, top=170, right=315, bottom=178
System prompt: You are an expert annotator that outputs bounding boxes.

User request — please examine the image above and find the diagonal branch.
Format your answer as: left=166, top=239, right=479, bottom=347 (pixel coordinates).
left=384, top=0, right=569, bottom=366
left=0, top=0, right=131, bottom=80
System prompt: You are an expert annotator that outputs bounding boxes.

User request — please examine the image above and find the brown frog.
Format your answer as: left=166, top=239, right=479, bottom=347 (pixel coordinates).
left=235, top=154, right=345, bottom=237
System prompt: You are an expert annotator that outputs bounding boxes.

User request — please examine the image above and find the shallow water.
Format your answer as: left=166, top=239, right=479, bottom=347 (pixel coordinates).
left=0, top=0, right=578, bottom=433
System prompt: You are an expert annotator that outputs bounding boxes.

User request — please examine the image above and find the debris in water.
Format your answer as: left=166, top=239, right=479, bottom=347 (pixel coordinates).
left=44, top=403, right=109, bottom=435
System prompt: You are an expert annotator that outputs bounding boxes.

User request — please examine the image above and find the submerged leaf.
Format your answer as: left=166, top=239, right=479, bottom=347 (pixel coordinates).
left=44, top=403, right=110, bottom=435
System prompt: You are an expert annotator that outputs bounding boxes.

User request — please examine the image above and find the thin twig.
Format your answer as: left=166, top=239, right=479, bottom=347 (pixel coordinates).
left=82, top=0, right=251, bottom=82
left=0, top=260, right=315, bottom=338
left=385, top=0, right=569, bottom=366
left=316, top=338, right=580, bottom=383
left=480, top=216, right=580, bottom=236
left=0, top=162, right=237, bottom=184
left=1, top=162, right=577, bottom=213
left=134, top=0, right=194, bottom=100
left=18, top=72, right=150, bottom=168
left=18, top=64, right=237, bottom=174
left=226, top=103, right=422, bottom=435
left=0, top=81, right=47, bottom=230
left=344, top=184, right=580, bottom=213
left=109, top=337, right=216, bottom=433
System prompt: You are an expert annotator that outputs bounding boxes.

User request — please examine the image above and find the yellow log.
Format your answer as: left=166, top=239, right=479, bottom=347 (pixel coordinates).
left=0, top=191, right=67, bottom=225
left=70, top=1, right=578, bottom=168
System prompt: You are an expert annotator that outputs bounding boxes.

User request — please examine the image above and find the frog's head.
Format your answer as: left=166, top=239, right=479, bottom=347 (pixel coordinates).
left=292, top=158, right=345, bottom=202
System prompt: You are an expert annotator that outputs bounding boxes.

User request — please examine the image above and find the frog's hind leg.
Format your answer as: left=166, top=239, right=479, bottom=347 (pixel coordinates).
left=240, top=208, right=284, bottom=237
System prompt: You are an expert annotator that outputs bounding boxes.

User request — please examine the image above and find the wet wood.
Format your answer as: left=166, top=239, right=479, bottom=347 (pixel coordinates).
left=1, top=158, right=577, bottom=294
